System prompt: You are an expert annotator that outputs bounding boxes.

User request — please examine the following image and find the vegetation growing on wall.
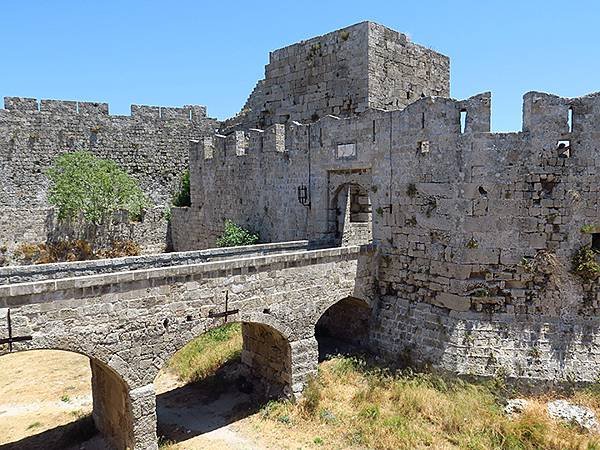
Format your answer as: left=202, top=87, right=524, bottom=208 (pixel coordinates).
left=572, top=246, right=600, bottom=282
left=216, top=220, right=259, bottom=247
left=47, top=151, right=148, bottom=225
left=171, top=170, right=191, bottom=207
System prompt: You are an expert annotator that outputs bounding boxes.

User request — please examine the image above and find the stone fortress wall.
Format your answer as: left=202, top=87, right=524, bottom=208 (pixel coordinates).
left=222, top=21, right=449, bottom=131
left=1, top=20, right=600, bottom=449
left=0, top=97, right=217, bottom=256
left=1, top=18, right=599, bottom=387
left=178, top=21, right=600, bottom=384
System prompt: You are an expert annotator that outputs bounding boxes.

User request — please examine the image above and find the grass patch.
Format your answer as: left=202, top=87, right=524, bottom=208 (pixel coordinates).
left=167, top=322, right=242, bottom=383
left=26, top=421, right=42, bottom=430
left=256, top=355, right=600, bottom=450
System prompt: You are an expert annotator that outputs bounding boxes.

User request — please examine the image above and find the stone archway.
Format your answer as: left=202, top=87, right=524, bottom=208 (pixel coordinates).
left=241, top=322, right=292, bottom=397
left=154, top=320, right=293, bottom=447
left=0, top=349, right=132, bottom=450
left=327, top=169, right=373, bottom=247
left=315, top=296, right=372, bottom=360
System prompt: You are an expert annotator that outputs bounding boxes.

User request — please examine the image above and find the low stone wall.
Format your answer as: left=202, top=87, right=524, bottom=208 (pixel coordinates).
left=0, top=207, right=169, bottom=264
left=372, top=295, right=600, bottom=385
left=0, top=240, right=311, bottom=284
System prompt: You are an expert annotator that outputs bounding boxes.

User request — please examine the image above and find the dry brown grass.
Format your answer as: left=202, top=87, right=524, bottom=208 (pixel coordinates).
left=158, top=326, right=600, bottom=450
left=253, top=356, right=600, bottom=450
left=13, top=239, right=140, bottom=264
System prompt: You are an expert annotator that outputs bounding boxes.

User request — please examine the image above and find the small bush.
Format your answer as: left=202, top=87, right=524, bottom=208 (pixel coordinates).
left=216, top=220, right=259, bottom=247
left=572, top=245, right=600, bottom=281
left=172, top=170, right=191, bottom=207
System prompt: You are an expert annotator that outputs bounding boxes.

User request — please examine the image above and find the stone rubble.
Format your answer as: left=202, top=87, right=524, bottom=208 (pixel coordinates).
left=547, top=400, right=599, bottom=431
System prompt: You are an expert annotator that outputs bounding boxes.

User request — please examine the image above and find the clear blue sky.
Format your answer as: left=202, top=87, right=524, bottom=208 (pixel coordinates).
left=2, top=1, right=598, bottom=131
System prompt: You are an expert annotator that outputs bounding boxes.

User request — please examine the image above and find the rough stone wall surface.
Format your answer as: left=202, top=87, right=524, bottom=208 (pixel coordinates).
left=184, top=87, right=600, bottom=383
left=91, top=359, right=132, bottom=450
left=0, top=245, right=374, bottom=449
left=242, top=321, right=292, bottom=396
left=0, top=97, right=217, bottom=256
left=223, top=21, right=449, bottom=131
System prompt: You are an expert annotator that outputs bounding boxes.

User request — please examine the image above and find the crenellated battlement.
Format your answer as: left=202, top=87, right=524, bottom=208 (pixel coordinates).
left=222, top=21, right=450, bottom=132
left=199, top=89, right=600, bottom=171
left=200, top=123, right=290, bottom=161
left=2, top=96, right=207, bottom=121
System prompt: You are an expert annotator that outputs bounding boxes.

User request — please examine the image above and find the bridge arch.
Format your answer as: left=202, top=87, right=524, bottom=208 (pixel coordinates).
left=153, top=316, right=295, bottom=446
left=155, top=314, right=294, bottom=395
left=0, top=348, right=133, bottom=450
left=314, top=296, right=372, bottom=360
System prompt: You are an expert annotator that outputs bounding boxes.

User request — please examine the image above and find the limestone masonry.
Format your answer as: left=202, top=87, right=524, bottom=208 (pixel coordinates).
left=1, top=21, right=599, bottom=450
left=0, top=96, right=217, bottom=255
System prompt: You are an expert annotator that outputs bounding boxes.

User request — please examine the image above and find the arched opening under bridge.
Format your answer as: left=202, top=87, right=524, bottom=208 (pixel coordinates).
left=0, top=349, right=129, bottom=450
left=315, top=296, right=372, bottom=361
left=154, top=320, right=292, bottom=448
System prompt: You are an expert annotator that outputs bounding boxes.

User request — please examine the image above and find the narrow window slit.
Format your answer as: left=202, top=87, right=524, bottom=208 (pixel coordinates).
left=568, top=107, right=573, bottom=133
left=460, top=110, right=467, bottom=134
left=372, top=120, right=376, bottom=142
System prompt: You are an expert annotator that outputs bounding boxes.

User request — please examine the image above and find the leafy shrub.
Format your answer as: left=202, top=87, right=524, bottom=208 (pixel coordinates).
left=172, top=170, right=191, bottom=207
left=216, top=220, right=259, bottom=247
left=47, top=151, right=148, bottom=225
left=572, top=246, right=600, bottom=281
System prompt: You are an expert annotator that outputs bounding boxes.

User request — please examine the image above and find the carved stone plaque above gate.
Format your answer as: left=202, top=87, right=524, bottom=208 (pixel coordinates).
left=336, top=143, right=356, bottom=159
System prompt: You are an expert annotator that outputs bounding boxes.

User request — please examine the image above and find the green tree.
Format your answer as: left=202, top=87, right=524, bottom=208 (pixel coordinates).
left=216, top=220, right=259, bottom=247
left=47, top=151, right=148, bottom=226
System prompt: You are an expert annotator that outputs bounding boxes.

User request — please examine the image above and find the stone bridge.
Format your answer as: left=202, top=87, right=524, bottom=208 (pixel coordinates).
left=0, top=241, right=374, bottom=449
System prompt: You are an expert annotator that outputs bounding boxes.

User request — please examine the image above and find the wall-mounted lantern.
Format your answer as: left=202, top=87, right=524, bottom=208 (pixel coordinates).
left=297, top=184, right=311, bottom=209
